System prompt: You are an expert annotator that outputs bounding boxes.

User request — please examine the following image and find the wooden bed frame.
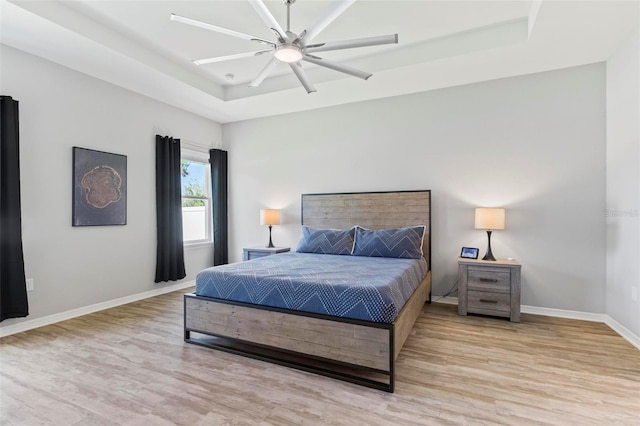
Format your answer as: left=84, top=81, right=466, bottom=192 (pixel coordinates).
left=184, top=190, right=431, bottom=392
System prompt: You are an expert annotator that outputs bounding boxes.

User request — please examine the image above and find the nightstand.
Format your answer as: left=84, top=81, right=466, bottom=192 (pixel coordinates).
left=458, top=258, right=521, bottom=322
left=242, top=247, right=290, bottom=261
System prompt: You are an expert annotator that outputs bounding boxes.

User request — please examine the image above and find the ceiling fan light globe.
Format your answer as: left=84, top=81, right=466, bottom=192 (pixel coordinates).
left=274, top=44, right=303, bottom=63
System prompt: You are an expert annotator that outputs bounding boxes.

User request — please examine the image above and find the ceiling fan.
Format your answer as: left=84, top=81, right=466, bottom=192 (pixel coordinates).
left=170, top=0, right=398, bottom=93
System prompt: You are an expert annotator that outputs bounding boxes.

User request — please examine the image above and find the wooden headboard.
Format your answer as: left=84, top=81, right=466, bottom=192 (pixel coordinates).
left=301, top=190, right=431, bottom=268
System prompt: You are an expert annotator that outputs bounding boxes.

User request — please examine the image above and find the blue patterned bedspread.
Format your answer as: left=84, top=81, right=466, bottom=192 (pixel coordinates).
left=195, top=253, right=428, bottom=323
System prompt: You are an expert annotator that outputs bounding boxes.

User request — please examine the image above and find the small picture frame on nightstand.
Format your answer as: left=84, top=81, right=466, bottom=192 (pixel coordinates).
left=460, top=247, right=479, bottom=259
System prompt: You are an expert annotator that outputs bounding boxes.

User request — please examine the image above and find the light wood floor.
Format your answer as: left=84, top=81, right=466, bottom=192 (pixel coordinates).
left=1, top=288, right=638, bottom=425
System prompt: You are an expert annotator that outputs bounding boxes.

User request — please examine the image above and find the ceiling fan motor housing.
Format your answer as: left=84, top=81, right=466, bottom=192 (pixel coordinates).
left=274, top=43, right=303, bottom=63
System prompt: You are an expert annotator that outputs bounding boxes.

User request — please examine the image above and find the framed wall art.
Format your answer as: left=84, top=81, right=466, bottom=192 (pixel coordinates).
left=72, top=147, right=127, bottom=226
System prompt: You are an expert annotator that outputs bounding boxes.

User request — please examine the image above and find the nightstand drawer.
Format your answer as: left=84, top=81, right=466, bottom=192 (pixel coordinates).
left=467, top=290, right=511, bottom=313
left=246, top=251, right=271, bottom=260
left=467, top=267, right=511, bottom=292
left=243, top=247, right=291, bottom=261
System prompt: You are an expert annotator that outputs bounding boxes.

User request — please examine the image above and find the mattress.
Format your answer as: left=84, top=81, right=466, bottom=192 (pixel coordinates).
left=195, top=252, right=428, bottom=323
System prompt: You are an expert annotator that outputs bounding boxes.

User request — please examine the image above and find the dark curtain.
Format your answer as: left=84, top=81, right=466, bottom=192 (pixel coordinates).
left=154, top=135, right=186, bottom=282
left=210, top=149, right=228, bottom=266
left=0, top=96, right=29, bottom=322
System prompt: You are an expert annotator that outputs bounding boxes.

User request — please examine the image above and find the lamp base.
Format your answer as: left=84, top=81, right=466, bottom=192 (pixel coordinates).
left=267, top=225, right=275, bottom=248
left=482, top=230, right=497, bottom=261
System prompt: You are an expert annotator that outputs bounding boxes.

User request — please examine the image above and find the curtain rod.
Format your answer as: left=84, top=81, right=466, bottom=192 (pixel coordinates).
left=180, top=139, right=221, bottom=151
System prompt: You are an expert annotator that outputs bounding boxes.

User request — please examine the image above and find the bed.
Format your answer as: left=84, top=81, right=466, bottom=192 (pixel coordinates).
left=184, top=190, right=431, bottom=392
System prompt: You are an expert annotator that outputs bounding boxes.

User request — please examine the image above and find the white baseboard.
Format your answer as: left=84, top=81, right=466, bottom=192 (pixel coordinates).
left=433, top=296, right=639, bottom=350
left=432, top=296, right=459, bottom=305
left=0, top=281, right=195, bottom=338
left=605, top=315, right=640, bottom=350
left=520, top=305, right=607, bottom=322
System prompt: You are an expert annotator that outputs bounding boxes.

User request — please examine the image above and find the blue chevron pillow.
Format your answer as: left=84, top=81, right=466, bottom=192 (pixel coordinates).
left=353, top=226, right=425, bottom=259
left=295, top=226, right=356, bottom=255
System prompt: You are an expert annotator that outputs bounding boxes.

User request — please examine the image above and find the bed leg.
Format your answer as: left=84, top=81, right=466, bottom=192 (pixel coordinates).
left=427, top=290, right=432, bottom=304
left=184, top=329, right=190, bottom=341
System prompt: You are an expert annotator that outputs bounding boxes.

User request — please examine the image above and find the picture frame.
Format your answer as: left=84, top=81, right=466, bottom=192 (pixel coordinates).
left=460, top=247, right=479, bottom=259
left=72, top=147, right=127, bottom=226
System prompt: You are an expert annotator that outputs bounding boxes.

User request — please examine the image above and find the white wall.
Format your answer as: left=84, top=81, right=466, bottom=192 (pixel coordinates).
left=606, top=29, right=640, bottom=337
left=0, top=45, right=222, bottom=328
left=224, top=64, right=607, bottom=313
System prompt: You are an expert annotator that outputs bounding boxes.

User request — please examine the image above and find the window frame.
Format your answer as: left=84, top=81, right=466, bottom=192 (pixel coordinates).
left=181, top=149, right=212, bottom=246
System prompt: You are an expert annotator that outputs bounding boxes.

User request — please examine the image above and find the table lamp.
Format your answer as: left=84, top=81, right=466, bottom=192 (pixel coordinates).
left=474, top=208, right=505, bottom=261
left=260, top=209, right=280, bottom=248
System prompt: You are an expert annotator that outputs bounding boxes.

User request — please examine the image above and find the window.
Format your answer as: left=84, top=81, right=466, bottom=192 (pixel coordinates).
left=181, top=158, right=211, bottom=244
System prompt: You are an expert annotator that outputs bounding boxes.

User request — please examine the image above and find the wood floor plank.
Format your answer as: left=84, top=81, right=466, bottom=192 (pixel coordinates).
left=1, top=288, right=638, bottom=425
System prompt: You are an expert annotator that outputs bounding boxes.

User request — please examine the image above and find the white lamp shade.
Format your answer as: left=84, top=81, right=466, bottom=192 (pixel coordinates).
left=475, top=208, right=505, bottom=230
left=260, top=209, right=280, bottom=226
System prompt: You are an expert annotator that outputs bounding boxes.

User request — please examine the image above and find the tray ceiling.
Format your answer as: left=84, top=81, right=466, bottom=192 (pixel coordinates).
left=1, top=0, right=638, bottom=123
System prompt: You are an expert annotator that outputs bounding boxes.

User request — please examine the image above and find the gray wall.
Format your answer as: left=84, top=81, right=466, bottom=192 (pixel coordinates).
left=2, top=43, right=624, bottom=330
left=224, top=63, right=607, bottom=314
left=606, top=29, right=640, bottom=336
left=0, top=45, right=221, bottom=328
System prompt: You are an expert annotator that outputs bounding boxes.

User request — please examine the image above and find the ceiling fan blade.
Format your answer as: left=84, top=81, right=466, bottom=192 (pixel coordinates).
left=249, top=57, right=279, bottom=88
left=289, top=63, right=317, bottom=94
left=194, top=50, right=272, bottom=66
left=302, top=55, right=371, bottom=80
left=292, top=30, right=307, bottom=45
left=170, top=13, right=274, bottom=45
left=305, top=34, right=398, bottom=54
left=247, top=0, right=288, bottom=42
left=301, top=0, right=356, bottom=44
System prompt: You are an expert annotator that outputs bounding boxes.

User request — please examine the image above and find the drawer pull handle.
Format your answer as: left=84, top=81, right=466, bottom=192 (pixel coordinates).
left=479, top=278, right=498, bottom=283
left=479, top=299, right=498, bottom=304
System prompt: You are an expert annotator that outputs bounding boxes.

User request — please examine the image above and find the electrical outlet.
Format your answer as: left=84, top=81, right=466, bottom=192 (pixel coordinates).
left=632, top=286, right=638, bottom=302
left=26, top=278, right=34, bottom=291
